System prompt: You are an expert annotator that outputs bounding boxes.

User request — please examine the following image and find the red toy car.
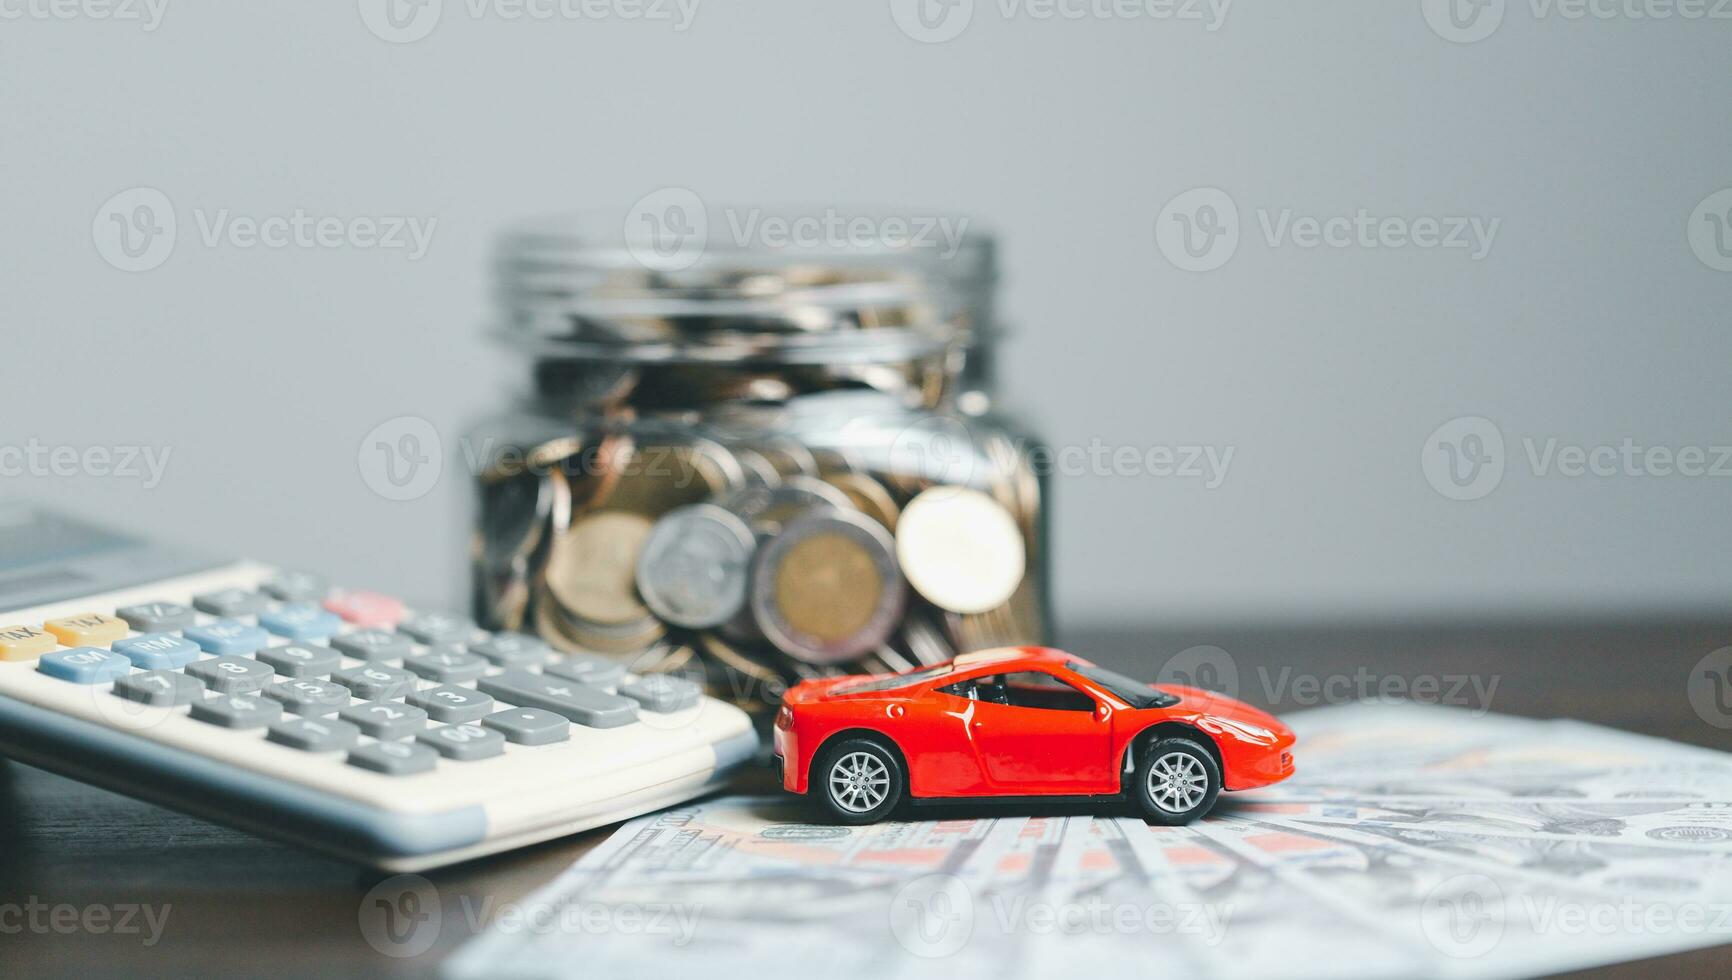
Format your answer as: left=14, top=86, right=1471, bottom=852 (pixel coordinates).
left=773, top=647, right=1295, bottom=824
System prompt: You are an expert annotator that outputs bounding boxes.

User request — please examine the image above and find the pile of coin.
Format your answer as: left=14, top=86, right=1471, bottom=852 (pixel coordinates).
left=472, top=419, right=1046, bottom=715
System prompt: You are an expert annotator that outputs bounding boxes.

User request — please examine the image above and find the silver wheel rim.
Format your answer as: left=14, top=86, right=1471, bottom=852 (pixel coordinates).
left=828, top=750, right=891, bottom=813
left=1147, top=751, right=1210, bottom=814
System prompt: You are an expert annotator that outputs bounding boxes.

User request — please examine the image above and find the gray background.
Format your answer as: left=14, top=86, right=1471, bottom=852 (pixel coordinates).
left=2, top=1, right=1728, bottom=625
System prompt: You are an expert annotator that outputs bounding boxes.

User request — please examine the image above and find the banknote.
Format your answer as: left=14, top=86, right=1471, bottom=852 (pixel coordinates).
left=1233, top=798, right=1732, bottom=849
left=446, top=703, right=1732, bottom=980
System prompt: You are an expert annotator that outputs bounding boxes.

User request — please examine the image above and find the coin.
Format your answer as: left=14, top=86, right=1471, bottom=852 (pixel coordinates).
left=606, top=441, right=737, bottom=517
left=475, top=469, right=550, bottom=570
left=895, top=486, right=1025, bottom=614
left=720, top=476, right=851, bottom=533
left=822, top=471, right=900, bottom=531
left=635, top=504, right=757, bottom=629
left=543, top=510, right=655, bottom=626
left=751, top=509, right=905, bottom=664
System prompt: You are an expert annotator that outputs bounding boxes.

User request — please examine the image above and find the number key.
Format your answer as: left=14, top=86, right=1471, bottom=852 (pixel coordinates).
left=417, top=723, right=505, bottom=761
left=340, top=701, right=428, bottom=740
left=334, top=664, right=418, bottom=700
left=256, top=643, right=341, bottom=678
left=407, top=685, right=494, bottom=723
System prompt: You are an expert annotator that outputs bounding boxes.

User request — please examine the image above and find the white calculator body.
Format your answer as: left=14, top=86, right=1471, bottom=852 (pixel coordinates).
left=0, top=507, right=757, bottom=871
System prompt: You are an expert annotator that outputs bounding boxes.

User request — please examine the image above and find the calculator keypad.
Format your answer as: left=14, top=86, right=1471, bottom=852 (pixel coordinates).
left=10, top=572, right=709, bottom=782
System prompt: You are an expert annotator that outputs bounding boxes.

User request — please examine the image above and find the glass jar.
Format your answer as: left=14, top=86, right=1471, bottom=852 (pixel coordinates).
left=468, top=210, right=1050, bottom=714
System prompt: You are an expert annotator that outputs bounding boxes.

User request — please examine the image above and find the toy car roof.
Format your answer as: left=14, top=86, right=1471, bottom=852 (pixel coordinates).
left=952, top=646, right=1081, bottom=669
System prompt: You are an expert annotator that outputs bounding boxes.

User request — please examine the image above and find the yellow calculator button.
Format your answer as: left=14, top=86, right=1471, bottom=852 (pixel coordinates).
left=43, top=613, right=129, bottom=647
left=0, top=625, right=56, bottom=661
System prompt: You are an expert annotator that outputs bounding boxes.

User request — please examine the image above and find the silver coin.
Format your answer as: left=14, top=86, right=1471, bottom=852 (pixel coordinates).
left=635, top=503, right=758, bottom=629
left=719, top=476, right=851, bottom=533
left=750, top=509, right=905, bottom=665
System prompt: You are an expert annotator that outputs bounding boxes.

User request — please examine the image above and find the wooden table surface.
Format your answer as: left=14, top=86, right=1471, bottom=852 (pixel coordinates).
left=4, top=621, right=1731, bottom=979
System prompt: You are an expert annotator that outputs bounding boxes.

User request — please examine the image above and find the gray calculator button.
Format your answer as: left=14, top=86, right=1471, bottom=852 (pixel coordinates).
left=262, top=571, right=328, bottom=602
left=192, top=588, right=270, bottom=617
left=334, top=663, right=418, bottom=700
left=478, top=669, right=638, bottom=729
left=483, top=707, right=571, bottom=745
left=190, top=693, right=284, bottom=729
left=113, top=670, right=205, bottom=706
left=404, top=646, right=488, bottom=683
left=544, top=653, right=627, bottom=688
left=618, top=674, right=703, bottom=713
left=347, top=740, right=438, bottom=776
left=264, top=678, right=353, bottom=716
left=469, top=633, right=552, bottom=668
left=417, top=723, right=505, bottom=761
left=115, top=601, right=196, bottom=632
left=257, top=643, right=341, bottom=677
left=398, top=613, right=475, bottom=645
left=186, top=656, right=277, bottom=694
left=267, top=716, right=360, bottom=752
left=331, top=629, right=414, bottom=662
left=407, top=685, right=495, bottom=723
left=340, top=700, right=428, bottom=740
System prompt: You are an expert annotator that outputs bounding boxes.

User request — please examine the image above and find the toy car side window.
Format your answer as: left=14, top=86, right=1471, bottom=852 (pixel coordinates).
left=996, top=671, right=1096, bottom=712
left=937, top=681, right=979, bottom=700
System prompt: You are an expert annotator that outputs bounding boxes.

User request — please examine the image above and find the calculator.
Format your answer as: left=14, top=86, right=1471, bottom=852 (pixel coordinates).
left=0, top=506, right=758, bottom=871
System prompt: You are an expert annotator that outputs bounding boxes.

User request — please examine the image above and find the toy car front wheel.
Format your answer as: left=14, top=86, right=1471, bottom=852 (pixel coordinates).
left=814, top=738, right=904, bottom=824
left=1132, top=737, right=1221, bottom=825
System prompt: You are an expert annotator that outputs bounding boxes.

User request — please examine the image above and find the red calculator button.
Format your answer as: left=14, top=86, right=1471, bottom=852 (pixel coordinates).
left=322, top=591, right=406, bottom=629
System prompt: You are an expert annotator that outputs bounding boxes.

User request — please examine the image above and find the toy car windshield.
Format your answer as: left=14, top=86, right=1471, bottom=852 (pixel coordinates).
left=832, top=663, right=954, bottom=694
left=1065, top=660, right=1180, bottom=709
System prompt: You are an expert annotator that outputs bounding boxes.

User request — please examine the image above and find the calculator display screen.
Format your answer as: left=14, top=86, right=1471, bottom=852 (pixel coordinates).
left=0, top=504, right=220, bottom=612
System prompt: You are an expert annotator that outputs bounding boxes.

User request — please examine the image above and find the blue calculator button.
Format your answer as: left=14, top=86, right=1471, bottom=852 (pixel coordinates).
left=39, top=647, right=132, bottom=684
left=113, top=633, right=202, bottom=670
left=184, top=620, right=270, bottom=656
left=258, top=604, right=343, bottom=641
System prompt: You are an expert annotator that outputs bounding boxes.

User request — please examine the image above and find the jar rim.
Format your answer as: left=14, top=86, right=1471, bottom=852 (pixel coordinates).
left=493, top=207, right=993, bottom=365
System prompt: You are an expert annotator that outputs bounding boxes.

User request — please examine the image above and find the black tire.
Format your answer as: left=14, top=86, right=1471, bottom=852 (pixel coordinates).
left=813, top=737, right=904, bottom=824
left=1131, top=736, right=1222, bottom=825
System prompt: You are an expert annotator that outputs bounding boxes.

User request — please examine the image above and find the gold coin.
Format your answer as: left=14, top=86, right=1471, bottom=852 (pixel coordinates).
left=823, top=472, right=901, bottom=531
left=543, top=511, right=654, bottom=626
left=774, top=532, right=884, bottom=645
left=605, top=442, right=734, bottom=518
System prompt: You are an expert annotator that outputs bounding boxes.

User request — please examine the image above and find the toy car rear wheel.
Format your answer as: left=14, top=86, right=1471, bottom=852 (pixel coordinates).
left=1132, top=736, right=1221, bottom=825
left=814, top=737, right=904, bottom=824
